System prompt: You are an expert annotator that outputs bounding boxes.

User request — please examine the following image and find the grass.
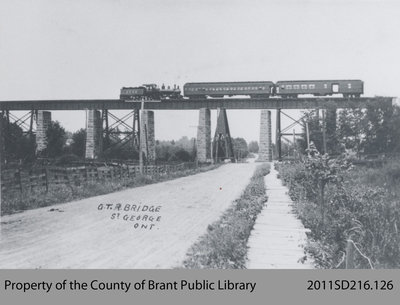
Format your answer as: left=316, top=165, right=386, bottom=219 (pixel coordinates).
left=1, top=163, right=220, bottom=216
left=276, top=159, right=400, bottom=269
left=182, top=163, right=270, bottom=269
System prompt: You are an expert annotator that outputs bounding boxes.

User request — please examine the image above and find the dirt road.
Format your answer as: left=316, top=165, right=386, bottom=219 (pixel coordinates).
left=0, top=162, right=257, bottom=268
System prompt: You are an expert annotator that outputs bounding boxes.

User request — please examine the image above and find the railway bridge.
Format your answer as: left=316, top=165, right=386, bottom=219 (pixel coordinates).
left=0, top=97, right=394, bottom=163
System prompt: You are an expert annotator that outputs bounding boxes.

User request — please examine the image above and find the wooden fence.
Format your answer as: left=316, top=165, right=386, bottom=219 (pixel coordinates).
left=1, top=162, right=197, bottom=195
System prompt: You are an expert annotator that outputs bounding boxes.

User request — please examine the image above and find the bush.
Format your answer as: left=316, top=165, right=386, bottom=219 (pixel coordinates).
left=54, top=154, right=82, bottom=165
left=277, top=157, right=400, bottom=269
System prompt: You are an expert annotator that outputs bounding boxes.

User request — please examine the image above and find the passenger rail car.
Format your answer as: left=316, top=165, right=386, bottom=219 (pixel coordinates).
left=276, top=80, right=363, bottom=98
left=183, top=81, right=275, bottom=99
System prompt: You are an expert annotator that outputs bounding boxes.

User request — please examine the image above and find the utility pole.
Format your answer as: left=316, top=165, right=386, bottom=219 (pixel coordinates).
left=139, top=101, right=144, bottom=174
left=293, top=129, right=296, bottom=159
left=276, top=109, right=282, bottom=161
left=322, top=109, right=327, bottom=154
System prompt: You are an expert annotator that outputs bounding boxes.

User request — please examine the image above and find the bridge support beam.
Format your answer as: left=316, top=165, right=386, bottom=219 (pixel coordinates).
left=258, top=110, right=272, bottom=162
left=85, top=110, right=103, bottom=159
left=276, top=109, right=282, bottom=161
left=36, top=110, right=52, bottom=155
left=196, top=108, right=211, bottom=163
left=213, top=108, right=234, bottom=162
left=0, top=111, right=5, bottom=164
left=140, top=110, right=155, bottom=164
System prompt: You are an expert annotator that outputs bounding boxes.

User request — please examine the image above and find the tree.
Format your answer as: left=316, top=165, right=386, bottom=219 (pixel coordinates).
left=248, top=141, right=259, bottom=153
left=168, top=149, right=192, bottom=162
left=44, top=121, right=67, bottom=158
left=3, top=122, right=35, bottom=162
left=301, top=111, right=323, bottom=154
left=155, top=139, right=196, bottom=162
left=388, top=105, right=400, bottom=153
left=70, top=128, right=86, bottom=158
left=337, top=108, right=366, bottom=157
left=304, top=143, right=351, bottom=225
left=232, top=137, right=249, bottom=159
left=363, top=104, right=394, bottom=155
left=325, top=109, right=341, bottom=155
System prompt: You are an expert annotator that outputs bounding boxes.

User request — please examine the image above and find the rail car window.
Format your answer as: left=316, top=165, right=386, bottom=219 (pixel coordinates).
left=348, top=83, right=352, bottom=89
left=294, top=85, right=300, bottom=89
left=286, top=85, right=292, bottom=89
left=301, top=84, right=307, bottom=89
left=309, top=84, right=315, bottom=89
left=332, top=84, right=339, bottom=93
left=324, top=84, right=328, bottom=89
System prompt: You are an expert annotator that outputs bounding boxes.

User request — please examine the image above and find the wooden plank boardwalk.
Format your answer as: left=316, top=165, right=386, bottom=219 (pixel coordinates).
left=246, top=165, right=314, bottom=269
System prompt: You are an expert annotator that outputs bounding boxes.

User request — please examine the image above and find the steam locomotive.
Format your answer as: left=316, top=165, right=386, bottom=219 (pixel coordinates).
left=120, top=79, right=363, bottom=100
left=120, top=84, right=181, bottom=101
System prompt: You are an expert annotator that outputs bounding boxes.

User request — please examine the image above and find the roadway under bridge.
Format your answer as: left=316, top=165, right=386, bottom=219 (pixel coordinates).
left=0, top=96, right=395, bottom=163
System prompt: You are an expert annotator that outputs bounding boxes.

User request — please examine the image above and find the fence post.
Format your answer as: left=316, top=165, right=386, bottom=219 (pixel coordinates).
left=44, top=167, right=49, bottom=193
left=345, top=239, right=355, bottom=269
left=85, top=166, right=89, bottom=182
left=29, top=169, right=34, bottom=191
left=17, top=169, right=23, bottom=193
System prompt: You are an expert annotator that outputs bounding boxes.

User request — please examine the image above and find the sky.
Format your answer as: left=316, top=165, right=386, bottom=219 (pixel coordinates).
left=1, top=0, right=400, bottom=143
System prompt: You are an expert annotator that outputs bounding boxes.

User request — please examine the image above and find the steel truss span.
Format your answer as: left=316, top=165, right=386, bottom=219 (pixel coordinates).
left=0, top=97, right=394, bottom=111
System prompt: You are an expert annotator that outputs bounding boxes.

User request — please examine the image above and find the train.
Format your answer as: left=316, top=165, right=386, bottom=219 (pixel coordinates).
left=120, top=79, right=363, bottom=100
left=120, top=84, right=181, bottom=100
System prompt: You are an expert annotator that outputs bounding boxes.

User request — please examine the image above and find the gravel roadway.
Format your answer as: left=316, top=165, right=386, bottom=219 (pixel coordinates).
left=0, top=161, right=257, bottom=269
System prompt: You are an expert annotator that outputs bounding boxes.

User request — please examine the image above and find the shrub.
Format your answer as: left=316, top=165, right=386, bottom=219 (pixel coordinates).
left=277, top=156, right=400, bottom=269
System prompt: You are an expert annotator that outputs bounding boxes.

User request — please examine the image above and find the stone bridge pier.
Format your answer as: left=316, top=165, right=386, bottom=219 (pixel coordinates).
left=36, top=110, right=52, bottom=155
left=258, top=110, right=272, bottom=162
left=85, top=109, right=103, bottom=159
left=140, top=110, right=155, bottom=164
left=196, top=108, right=211, bottom=162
